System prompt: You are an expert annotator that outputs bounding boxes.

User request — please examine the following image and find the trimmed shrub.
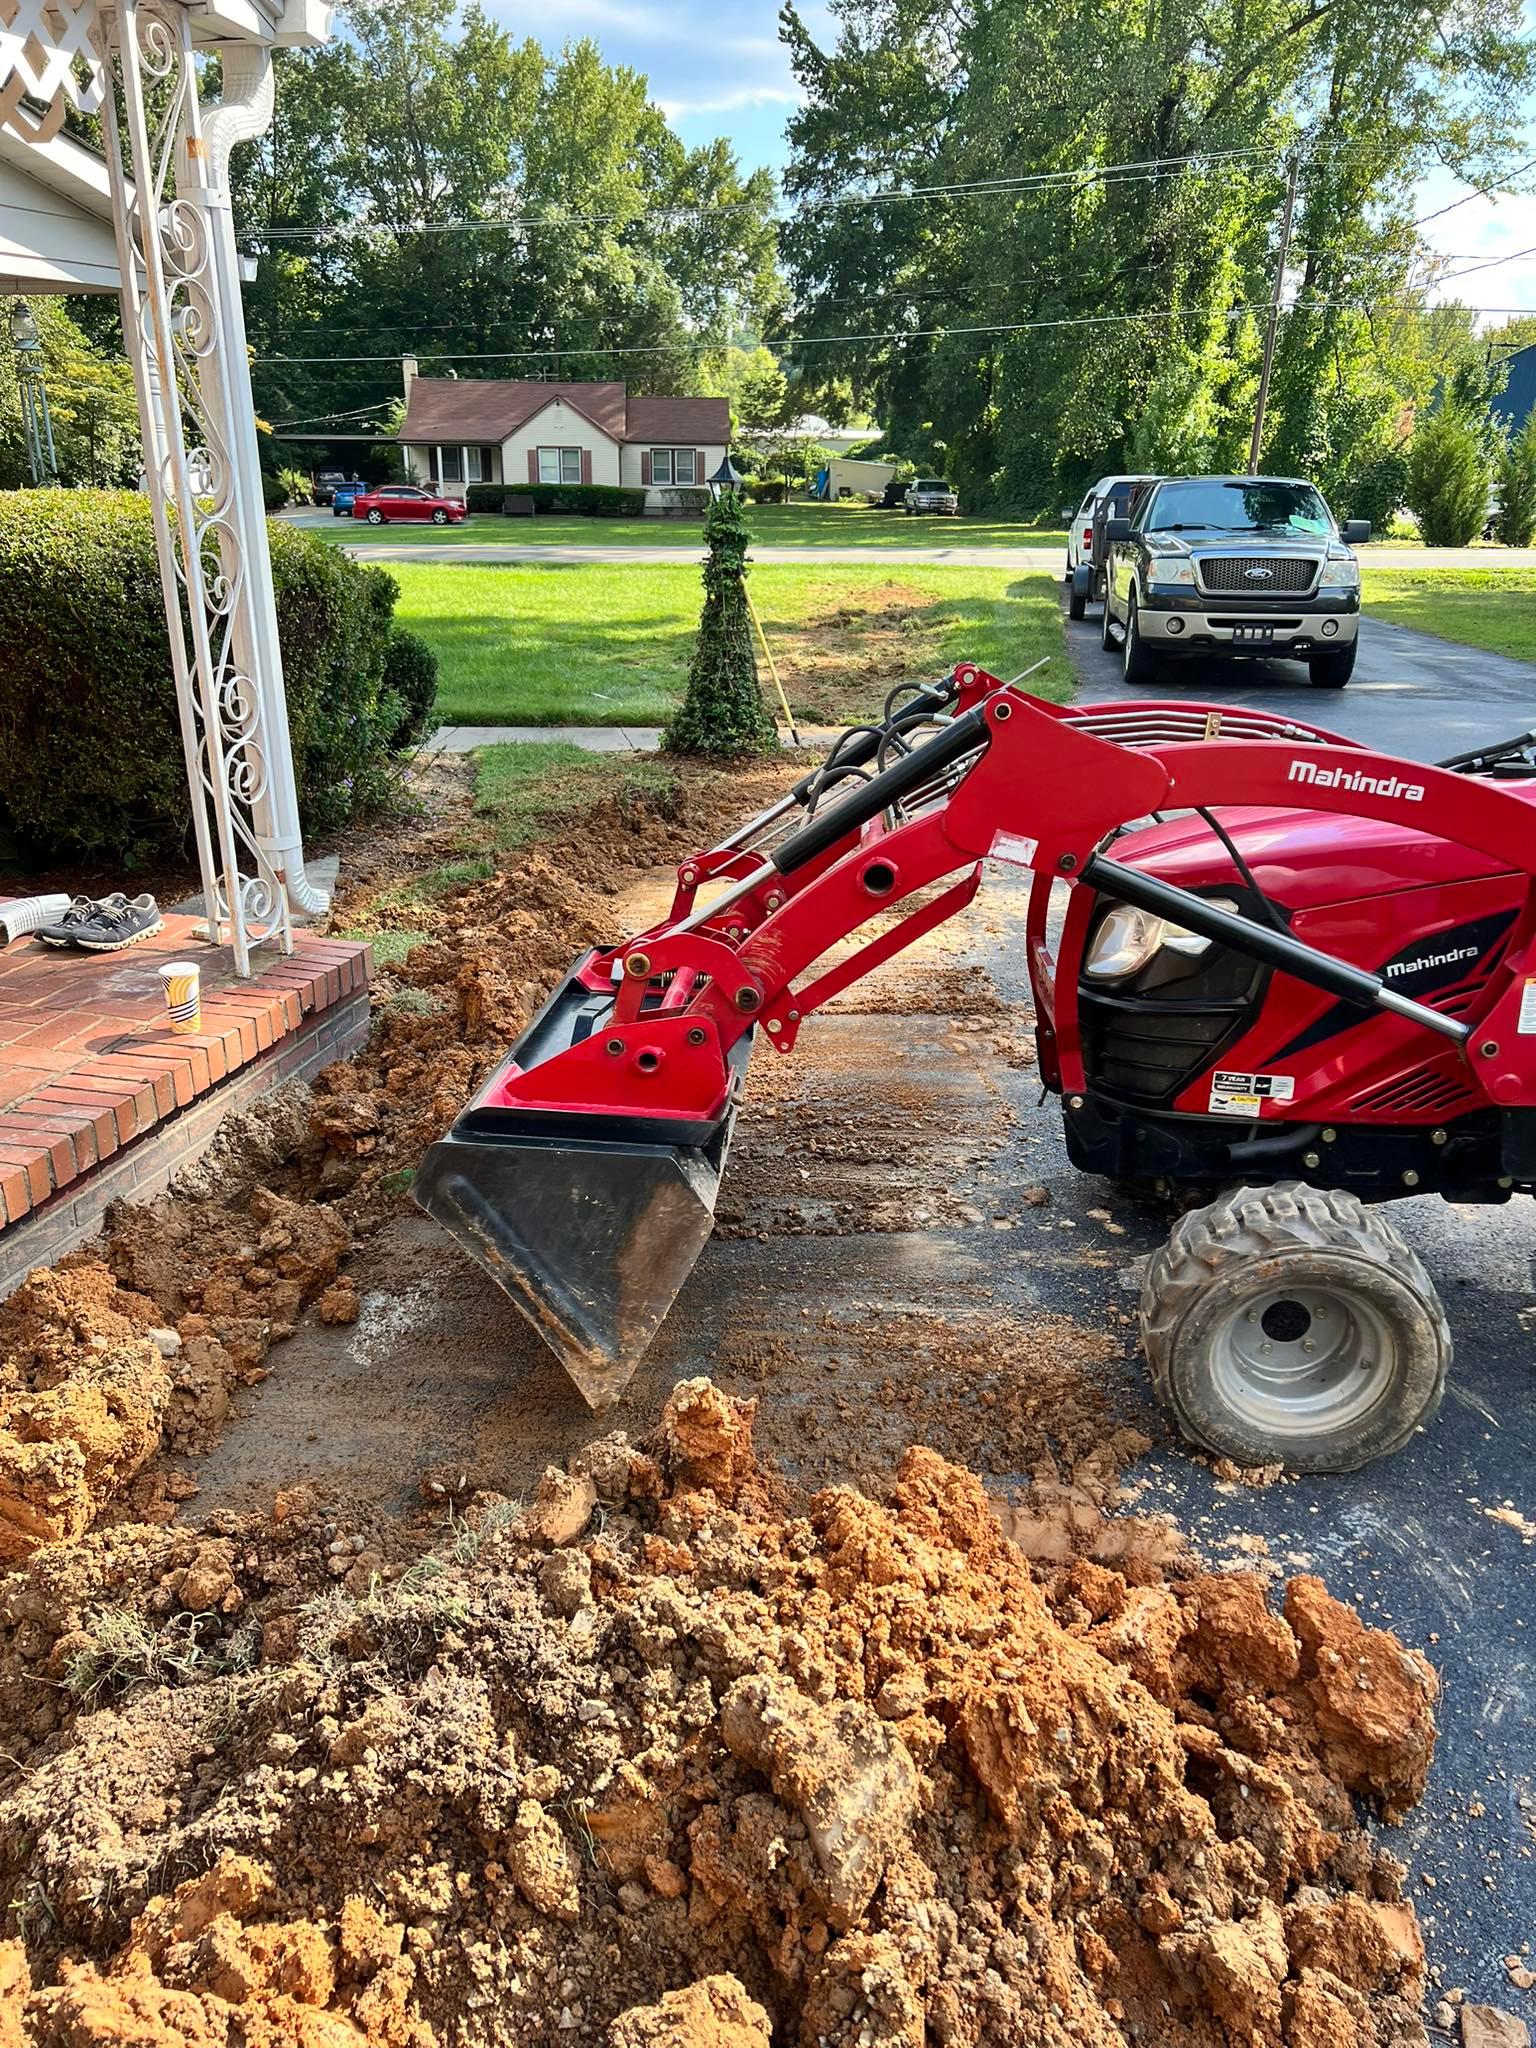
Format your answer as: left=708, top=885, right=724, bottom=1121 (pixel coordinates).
left=664, top=493, right=776, bottom=758
left=0, top=490, right=419, bottom=863
left=381, top=629, right=440, bottom=750
left=464, top=481, right=647, bottom=517
left=262, top=473, right=289, bottom=512
left=1405, top=411, right=1492, bottom=548
left=746, top=479, right=786, bottom=504
left=653, top=487, right=710, bottom=518
left=1495, top=418, right=1536, bottom=547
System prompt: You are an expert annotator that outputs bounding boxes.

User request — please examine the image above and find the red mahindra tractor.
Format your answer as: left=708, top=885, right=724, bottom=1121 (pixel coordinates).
left=417, top=668, right=1536, bottom=1473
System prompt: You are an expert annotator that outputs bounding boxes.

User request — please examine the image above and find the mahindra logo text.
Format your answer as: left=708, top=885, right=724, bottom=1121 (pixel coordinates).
left=1287, top=759, right=1426, bottom=802
left=1384, top=945, right=1477, bottom=979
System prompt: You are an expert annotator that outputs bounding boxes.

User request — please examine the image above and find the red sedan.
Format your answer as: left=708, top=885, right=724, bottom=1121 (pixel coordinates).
left=352, top=484, right=467, bottom=526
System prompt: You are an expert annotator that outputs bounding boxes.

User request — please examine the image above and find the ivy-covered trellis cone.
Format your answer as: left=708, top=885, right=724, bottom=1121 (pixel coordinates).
left=665, top=492, right=779, bottom=757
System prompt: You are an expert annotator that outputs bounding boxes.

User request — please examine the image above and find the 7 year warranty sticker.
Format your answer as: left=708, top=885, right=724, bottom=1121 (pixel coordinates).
left=1521, top=978, right=1536, bottom=1034
left=1209, top=1070, right=1296, bottom=1117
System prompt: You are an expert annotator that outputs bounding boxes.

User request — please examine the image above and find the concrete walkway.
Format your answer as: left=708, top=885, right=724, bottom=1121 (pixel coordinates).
left=425, top=724, right=844, bottom=755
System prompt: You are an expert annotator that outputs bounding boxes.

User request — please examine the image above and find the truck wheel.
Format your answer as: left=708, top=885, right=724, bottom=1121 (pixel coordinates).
left=1121, top=591, right=1162, bottom=685
left=1308, top=643, right=1357, bottom=688
left=1068, top=563, right=1091, bottom=621
left=1100, top=588, right=1119, bottom=649
left=1140, top=1182, right=1449, bottom=1473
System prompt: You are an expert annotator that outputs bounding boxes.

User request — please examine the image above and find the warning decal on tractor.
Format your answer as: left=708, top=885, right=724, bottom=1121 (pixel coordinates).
left=1521, top=979, right=1536, bottom=1034
left=1208, top=1070, right=1296, bottom=1117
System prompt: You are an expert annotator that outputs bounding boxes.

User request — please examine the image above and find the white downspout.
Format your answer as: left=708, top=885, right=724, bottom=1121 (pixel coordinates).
left=185, top=41, right=330, bottom=920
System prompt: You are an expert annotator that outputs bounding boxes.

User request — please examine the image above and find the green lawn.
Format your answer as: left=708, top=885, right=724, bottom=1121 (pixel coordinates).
left=391, top=560, right=1066, bottom=725
left=1362, top=569, right=1536, bottom=664
left=328, top=499, right=1066, bottom=552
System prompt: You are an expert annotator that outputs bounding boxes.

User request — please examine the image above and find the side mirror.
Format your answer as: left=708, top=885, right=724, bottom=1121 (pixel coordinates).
left=1341, top=519, right=1371, bottom=544
left=1104, top=516, right=1133, bottom=543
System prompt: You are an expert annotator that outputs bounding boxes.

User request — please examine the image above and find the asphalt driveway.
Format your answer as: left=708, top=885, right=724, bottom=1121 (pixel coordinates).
left=1063, top=598, right=1536, bottom=762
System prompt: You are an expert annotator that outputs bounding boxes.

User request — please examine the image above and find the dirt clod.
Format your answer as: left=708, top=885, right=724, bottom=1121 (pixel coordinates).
left=607, top=1976, right=772, bottom=2048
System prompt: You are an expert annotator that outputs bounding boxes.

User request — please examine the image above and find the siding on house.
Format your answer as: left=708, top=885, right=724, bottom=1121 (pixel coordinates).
left=502, top=399, right=622, bottom=490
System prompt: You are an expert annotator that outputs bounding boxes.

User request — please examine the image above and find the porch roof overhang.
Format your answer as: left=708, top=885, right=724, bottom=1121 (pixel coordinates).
left=0, top=127, right=126, bottom=294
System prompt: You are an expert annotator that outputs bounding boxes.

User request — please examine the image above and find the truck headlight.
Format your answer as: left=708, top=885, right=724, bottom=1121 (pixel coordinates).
left=1319, top=558, right=1360, bottom=588
left=1151, top=556, right=1196, bottom=585
left=1083, top=899, right=1239, bottom=979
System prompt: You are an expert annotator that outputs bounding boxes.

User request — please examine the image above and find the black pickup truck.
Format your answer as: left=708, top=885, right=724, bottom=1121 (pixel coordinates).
left=1101, top=474, right=1370, bottom=688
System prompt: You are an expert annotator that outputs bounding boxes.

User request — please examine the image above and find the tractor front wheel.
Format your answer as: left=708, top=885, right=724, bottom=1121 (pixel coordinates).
left=1140, top=1182, right=1449, bottom=1472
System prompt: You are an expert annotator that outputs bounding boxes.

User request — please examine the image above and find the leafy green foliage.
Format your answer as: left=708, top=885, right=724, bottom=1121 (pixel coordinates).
left=463, top=482, right=648, bottom=517
left=1405, top=411, right=1492, bottom=547
left=0, top=300, right=140, bottom=489
left=237, top=1, right=783, bottom=438
left=0, top=492, right=423, bottom=862
left=276, top=466, right=312, bottom=505
left=780, top=0, right=1532, bottom=512
left=665, top=495, right=778, bottom=757
left=381, top=629, right=441, bottom=748
left=1495, top=419, right=1536, bottom=547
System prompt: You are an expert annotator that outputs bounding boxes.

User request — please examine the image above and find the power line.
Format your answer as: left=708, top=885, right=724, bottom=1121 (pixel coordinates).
left=256, top=296, right=1536, bottom=369
left=1412, top=156, right=1536, bottom=227
left=238, top=141, right=1397, bottom=245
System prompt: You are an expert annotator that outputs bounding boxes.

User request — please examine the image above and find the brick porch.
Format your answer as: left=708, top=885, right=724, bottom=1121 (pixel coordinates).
left=0, top=911, right=372, bottom=1286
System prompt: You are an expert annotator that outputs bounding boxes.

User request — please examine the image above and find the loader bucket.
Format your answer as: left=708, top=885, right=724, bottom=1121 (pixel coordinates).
left=414, top=964, right=748, bottom=1411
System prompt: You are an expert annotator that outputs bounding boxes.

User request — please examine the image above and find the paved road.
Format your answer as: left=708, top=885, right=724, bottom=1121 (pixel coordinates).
left=1064, top=599, right=1536, bottom=761
left=280, top=510, right=1536, bottom=573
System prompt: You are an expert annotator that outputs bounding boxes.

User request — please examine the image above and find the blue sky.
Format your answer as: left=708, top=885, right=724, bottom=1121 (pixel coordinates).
left=483, top=0, right=1536, bottom=315
left=482, top=0, right=827, bottom=176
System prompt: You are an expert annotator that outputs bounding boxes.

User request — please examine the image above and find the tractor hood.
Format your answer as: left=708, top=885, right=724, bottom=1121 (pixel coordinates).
left=1115, top=783, right=1536, bottom=911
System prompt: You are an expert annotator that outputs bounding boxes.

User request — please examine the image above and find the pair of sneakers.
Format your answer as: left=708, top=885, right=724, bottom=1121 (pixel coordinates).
left=37, top=893, right=164, bottom=953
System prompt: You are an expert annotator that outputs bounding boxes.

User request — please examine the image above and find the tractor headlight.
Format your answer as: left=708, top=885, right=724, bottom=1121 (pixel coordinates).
left=1319, top=557, right=1360, bottom=588
left=1083, top=899, right=1240, bottom=980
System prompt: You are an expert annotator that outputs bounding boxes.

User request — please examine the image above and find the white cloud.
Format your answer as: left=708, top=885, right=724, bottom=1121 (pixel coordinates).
left=658, top=85, right=803, bottom=120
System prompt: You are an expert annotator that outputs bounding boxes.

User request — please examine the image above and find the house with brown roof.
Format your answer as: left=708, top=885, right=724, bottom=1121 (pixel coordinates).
left=396, top=359, right=730, bottom=510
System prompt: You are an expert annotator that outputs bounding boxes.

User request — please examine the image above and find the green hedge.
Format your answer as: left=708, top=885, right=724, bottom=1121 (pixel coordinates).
left=0, top=490, right=436, bottom=862
left=464, top=481, right=648, bottom=517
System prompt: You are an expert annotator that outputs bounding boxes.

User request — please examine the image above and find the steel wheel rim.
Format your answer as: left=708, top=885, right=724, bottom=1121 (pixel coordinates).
left=1205, top=1282, right=1395, bottom=1438
left=1123, top=599, right=1137, bottom=675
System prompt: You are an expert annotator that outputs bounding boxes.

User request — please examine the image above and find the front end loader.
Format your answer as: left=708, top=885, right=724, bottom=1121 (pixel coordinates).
left=417, top=668, right=1536, bottom=1470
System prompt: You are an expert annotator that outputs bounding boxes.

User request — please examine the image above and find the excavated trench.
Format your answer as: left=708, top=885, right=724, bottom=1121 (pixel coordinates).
left=0, top=757, right=1465, bottom=2045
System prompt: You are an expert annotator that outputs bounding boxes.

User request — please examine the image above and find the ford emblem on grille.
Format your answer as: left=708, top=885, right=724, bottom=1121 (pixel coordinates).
left=1244, top=565, right=1274, bottom=581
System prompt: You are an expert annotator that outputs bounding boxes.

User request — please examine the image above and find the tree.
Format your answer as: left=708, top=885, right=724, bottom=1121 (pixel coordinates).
left=779, top=0, right=1534, bottom=511
left=1495, top=417, right=1536, bottom=547
left=0, top=300, right=139, bottom=489
left=1406, top=410, right=1492, bottom=547
left=665, top=494, right=777, bottom=757
left=232, top=3, right=784, bottom=430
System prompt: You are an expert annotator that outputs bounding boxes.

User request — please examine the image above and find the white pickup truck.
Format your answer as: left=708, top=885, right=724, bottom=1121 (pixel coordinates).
left=904, top=476, right=960, bottom=516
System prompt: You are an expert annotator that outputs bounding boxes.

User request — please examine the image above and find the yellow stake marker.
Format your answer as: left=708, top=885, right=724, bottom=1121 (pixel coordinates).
left=744, top=586, right=801, bottom=746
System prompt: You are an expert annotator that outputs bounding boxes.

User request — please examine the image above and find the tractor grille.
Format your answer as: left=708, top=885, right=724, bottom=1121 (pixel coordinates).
left=1079, top=907, right=1272, bottom=1108
left=1197, top=555, right=1319, bottom=595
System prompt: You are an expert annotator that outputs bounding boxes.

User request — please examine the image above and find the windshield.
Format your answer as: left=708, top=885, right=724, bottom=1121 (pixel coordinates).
left=1144, top=479, right=1333, bottom=536
left=914, top=479, right=949, bottom=491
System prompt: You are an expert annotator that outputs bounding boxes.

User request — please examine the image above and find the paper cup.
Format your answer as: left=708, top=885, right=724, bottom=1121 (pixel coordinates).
left=160, top=962, right=201, bottom=1035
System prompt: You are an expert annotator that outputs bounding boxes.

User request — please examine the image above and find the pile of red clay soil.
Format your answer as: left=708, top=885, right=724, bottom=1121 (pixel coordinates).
left=0, top=1381, right=1437, bottom=2047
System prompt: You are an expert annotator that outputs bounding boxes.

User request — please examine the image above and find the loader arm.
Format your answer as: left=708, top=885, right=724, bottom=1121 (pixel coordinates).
left=417, top=670, right=1536, bottom=1409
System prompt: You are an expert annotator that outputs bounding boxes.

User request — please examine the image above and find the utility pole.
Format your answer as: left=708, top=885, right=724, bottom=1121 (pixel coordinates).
left=1249, top=152, right=1300, bottom=473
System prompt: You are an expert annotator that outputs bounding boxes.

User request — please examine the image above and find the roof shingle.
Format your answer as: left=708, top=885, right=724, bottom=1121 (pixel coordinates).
left=397, top=379, right=728, bottom=447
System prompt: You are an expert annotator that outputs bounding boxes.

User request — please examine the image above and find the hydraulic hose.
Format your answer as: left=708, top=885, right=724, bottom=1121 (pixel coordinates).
left=773, top=706, right=990, bottom=876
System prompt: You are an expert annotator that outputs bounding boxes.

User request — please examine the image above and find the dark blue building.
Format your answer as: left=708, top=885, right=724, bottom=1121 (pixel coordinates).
left=1490, top=342, right=1536, bottom=433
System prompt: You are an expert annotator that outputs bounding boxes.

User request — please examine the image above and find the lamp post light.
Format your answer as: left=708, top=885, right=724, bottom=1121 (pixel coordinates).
left=708, top=453, right=745, bottom=501
left=10, top=300, right=59, bottom=486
